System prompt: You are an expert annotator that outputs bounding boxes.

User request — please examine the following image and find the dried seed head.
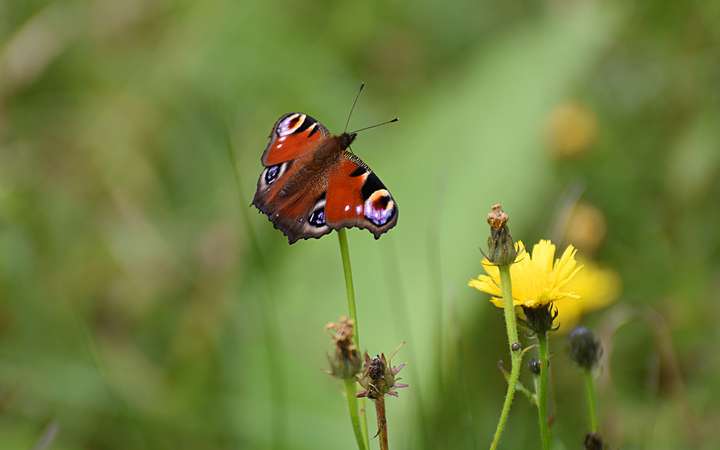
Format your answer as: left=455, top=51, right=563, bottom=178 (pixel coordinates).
left=487, top=203, right=509, bottom=230
left=325, top=316, right=362, bottom=379
left=485, top=203, right=517, bottom=266
left=356, top=352, right=408, bottom=399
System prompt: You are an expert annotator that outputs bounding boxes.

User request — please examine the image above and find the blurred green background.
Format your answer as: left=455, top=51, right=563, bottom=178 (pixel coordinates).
left=1, top=0, right=719, bottom=449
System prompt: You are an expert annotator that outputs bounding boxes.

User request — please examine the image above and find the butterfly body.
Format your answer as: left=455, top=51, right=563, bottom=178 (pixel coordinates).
left=252, top=113, right=398, bottom=244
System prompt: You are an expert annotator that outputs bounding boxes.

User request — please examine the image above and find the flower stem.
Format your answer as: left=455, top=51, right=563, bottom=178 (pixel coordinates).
left=375, top=397, right=389, bottom=450
left=489, top=265, right=522, bottom=450
left=344, top=379, right=368, bottom=450
left=337, top=229, right=370, bottom=449
left=337, top=229, right=361, bottom=348
left=583, top=369, right=599, bottom=433
left=536, top=333, right=551, bottom=450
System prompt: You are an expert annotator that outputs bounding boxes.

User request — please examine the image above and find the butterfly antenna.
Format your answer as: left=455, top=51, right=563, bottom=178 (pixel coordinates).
left=344, top=82, right=365, bottom=132
left=350, top=117, right=399, bottom=134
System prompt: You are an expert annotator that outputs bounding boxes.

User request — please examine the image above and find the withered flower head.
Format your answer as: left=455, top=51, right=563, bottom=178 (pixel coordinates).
left=326, top=316, right=361, bottom=379
left=356, top=352, right=408, bottom=399
left=568, top=326, right=603, bottom=370
left=485, top=203, right=517, bottom=266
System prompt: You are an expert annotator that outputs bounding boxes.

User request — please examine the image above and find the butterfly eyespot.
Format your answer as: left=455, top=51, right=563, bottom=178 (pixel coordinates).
left=307, top=197, right=327, bottom=228
left=308, top=208, right=326, bottom=227
left=265, top=165, right=281, bottom=184
left=277, top=113, right=306, bottom=137
left=364, top=189, right=395, bottom=226
left=260, top=162, right=290, bottom=190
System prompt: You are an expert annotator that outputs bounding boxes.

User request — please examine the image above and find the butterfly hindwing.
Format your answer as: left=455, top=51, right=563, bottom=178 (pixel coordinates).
left=325, top=152, right=398, bottom=239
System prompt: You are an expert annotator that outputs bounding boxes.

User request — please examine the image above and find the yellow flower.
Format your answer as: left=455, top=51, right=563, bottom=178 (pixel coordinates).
left=553, top=260, right=621, bottom=333
left=546, top=101, right=598, bottom=158
left=468, top=240, right=582, bottom=309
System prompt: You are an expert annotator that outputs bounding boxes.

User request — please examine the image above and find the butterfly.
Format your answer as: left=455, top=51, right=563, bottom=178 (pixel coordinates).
left=252, top=112, right=398, bottom=244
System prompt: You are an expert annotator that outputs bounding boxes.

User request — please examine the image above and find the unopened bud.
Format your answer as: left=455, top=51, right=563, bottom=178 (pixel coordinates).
left=529, top=358, right=541, bottom=376
left=568, top=326, right=603, bottom=370
left=584, top=432, right=604, bottom=450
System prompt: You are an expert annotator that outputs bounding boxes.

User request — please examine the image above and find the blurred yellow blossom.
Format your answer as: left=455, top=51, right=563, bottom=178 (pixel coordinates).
left=546, top=101, right=598, bottom=158
left=564, top=202, right=607, bottom=255
left=469, top=240, right=582, bottom=309
left=554, top=260, right=621, bottom=333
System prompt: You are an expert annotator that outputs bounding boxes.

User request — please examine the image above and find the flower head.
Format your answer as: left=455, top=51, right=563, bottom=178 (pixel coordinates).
left=469, top=239, right=583, bottom=309
left=356, top=352, right=408, bottom=399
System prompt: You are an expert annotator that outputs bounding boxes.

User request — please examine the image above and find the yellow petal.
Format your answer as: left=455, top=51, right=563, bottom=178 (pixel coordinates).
left=531, top=240, right=556, bottom=273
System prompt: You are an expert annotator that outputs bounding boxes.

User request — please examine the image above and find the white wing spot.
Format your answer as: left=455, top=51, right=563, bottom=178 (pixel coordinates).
left=355, top=205, right=363, bottom=215
left=344, top=205, right=350, bottom=212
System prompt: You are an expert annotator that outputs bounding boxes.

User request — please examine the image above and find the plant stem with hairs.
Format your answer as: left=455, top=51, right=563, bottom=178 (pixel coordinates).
left=337, top=228, right=370, bottom=449
left=536, top=333, right=551, bottom=450
left=489, top=265, right=523, bottom=450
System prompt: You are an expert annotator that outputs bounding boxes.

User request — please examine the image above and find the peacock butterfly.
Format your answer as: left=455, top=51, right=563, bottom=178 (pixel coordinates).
left=252, top=106, right=399, bottom=244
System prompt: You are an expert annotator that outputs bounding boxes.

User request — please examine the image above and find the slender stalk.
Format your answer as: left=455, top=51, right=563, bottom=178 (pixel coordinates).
left=489, top=265, right=522, bottom=450
left=499, top=362, right=537, bottom=406
left=337, top=229, right=361, bottom=348
left=375, top=397, right=389, bottom=450
left=337, top=228, right=370, bottom=448
left=536, top=333, right=551, bottom=450
left=583, top=369, right=599, bottom=433
left=344, top=379, right=368, bottom=450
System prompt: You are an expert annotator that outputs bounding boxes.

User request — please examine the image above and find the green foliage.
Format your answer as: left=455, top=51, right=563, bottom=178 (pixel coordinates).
left=1, top=0, right=719, bottom=449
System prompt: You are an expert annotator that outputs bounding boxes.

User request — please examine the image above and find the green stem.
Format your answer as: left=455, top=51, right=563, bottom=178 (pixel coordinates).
left=337, top=229, right=361, bottom=348
left=337, top=229, right=369, bottom=449
left=536, top=333, right=551, bottom=450
left=344, top=379, right=368, bottom=450
left=583, top=369, right=598, bottom=433
left=489, top=265, right=523, bottom=450
left=499, top=362, right=537, bottom=406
